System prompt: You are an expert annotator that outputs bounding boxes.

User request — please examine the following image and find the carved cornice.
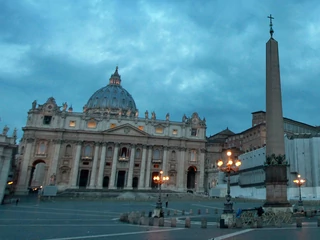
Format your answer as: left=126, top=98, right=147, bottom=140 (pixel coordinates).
left=26, top=138, right=35, bottom=143
left=53, top=139, right=63, bottom=145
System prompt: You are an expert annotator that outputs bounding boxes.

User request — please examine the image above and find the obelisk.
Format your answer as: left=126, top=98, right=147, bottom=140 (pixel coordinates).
left=264, top=14, right=290, bottom=207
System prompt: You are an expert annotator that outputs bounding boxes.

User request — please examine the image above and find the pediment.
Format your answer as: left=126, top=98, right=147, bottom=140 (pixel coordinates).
left=103, top=123, right=150, bottom=136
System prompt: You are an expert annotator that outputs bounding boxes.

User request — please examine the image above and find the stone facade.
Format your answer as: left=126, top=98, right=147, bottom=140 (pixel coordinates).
left=15, top=68, right=207, bottom=195
left=0, top=126, right=18, bottom=203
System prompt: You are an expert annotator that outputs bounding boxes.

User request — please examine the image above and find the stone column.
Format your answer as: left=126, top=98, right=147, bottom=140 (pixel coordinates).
left=198, top=148, right=205, bottom=192
left=109, top=143, right=119, bottom=189
left=177, top=148, right=186, bottom=191
left=88, top=143, right=100, bottom=189
left=145, top=146, right=152, bottom=189
left=43, top=166, right=49, bottom=186
left=125, top=144, right=136, bottom=189
left=70, top=141, right=82, bottom=188
left=47, top=139, right=62, bottom=185
left=162, top=147, right=168, bottom=189
left=16, top=138, right=34, bottom=195
left=96, top=143, right=107, bottom=189
left=138, top=146, right=147, bottom=189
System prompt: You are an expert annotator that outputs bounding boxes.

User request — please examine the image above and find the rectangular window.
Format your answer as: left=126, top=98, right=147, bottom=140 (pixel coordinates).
left=138, top=126, right=144, bottom=131
left=106, top=162, right=111, bottom=166
left=155, top=127, right=163, bottom=134
left=191, top=128, right=197, bottom=136
left=43, top=116, right=52, bottom=125
left=87, top=120, right=97, bottom=128
left=134, top=163, right=140, bottom=167
left=110, top=123, right=116, bottom=128
left=172, top=129, right=178, bottom=135
left=69, top=121, right=76, bottom=127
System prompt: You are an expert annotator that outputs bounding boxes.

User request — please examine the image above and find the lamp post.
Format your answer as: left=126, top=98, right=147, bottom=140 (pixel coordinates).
left=293, top=174, right=306, bottom=206
left=153, top=170, right=169, bottom=217
left=217, top=150, right=241, bottom=214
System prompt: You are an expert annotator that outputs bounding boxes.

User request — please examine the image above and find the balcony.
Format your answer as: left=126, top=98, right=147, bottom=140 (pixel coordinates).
left=118, top=157, right=129, bottom=162
left=152, top=159, right=162, bottom=163
left=35, top=153, right=47, bottom=158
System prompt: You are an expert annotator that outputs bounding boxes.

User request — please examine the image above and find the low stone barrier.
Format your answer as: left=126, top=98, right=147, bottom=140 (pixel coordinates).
left=171, top=218, right=177, bottom=227
left=296, top=218, right=302, bottom=228
left=159, top=217, right=164, bottom=227
left=185, top=217, right=191, bottom=228
left=201, top=218, right=207, bottom=228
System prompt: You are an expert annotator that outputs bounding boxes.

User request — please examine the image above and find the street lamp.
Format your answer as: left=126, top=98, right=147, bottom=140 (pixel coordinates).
left=293, top=174, right=306, bottom=206
left=153, top=170, right=169, bottom=217
left=217, top=150, right=241, bottom=214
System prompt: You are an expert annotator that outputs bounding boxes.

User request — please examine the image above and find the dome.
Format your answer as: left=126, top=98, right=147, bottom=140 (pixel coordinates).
left=85, top=67, right=138, bottom=116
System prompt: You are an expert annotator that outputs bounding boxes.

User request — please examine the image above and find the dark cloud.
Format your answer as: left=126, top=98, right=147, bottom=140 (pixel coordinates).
left=1, top=0, right=320, bottom=140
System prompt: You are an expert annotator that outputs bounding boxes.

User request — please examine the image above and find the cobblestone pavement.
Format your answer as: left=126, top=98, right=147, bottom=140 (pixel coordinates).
left=0, top=196, right=319, bottom=240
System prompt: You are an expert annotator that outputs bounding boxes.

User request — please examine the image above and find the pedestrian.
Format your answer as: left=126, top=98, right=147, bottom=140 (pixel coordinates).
left=165, top=200, right=168, bottom=208
left=15, top=198, right=19, bottom=206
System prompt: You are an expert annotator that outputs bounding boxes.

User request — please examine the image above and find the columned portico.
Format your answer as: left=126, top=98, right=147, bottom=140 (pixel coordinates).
left=70, top=141, right=82, bottom=188
left=96, top=143, right=107, bottom=189
left=16, top=138, right=34, bottom=195
left=47, top=139, right=62, bottom=185
left=177, top=148, right=186, bottom=191
left=109, top=143, right=119, bottom=189
left=125, top=144, right=136, bottom=189
left=138, top=146, right=147, bottom=189
left=198, top=148, right=205, bottom=192
left=88, top=142, right=100, bottom=189
left=145, top=146, right=152, bottom=189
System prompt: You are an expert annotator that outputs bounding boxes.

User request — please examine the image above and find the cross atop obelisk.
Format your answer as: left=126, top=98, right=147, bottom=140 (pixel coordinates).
left=267, top=14, right=274, bottom=38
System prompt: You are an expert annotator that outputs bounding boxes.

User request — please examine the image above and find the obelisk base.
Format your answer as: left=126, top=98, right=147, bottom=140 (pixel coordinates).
left=264, top=183, right=291, bottom=208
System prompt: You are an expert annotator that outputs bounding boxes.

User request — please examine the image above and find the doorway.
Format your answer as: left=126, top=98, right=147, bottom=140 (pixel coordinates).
left=117, top=171, right=126, bottom=189
left=187, top=166, right=196, bottom=189
left=79, top=169, right=89, bottom=187
left=132, top=177, right=138, bottom=189
left=103, top=176, right=109, bottom=188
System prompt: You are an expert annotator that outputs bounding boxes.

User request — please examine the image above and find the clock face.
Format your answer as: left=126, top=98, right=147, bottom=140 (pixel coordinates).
left=192, top=118, right=198, bottom=124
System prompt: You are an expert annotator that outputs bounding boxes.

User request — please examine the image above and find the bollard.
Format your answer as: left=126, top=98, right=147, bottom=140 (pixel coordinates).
left=159, top=217, right=164, bottom=227
left=198, top=209, right=201, bottom=215
left=167, top=210, right=170, bottom=216
left=139, top=216, right=145, bottom=225
left=296, top=218, right=302, bottom=228
left=201, top=218, right=207, bottom=228
left=190, top=209, right=193, bottom=215
left=153, top=217, right=159, bottom=226
left=182, top=210, right=185, bottom=215
left=185, top=217, right=191, bottom=228
left=171, top=218, right=177, bottom=227
left=317, top=217, right=320, bottom=227
left=235, top=218, right=242, bottom=228
left=206, top=209, right=209, bottom=214
left=149, top=217, right=154, bottom=226
left=214, top=208, right=218, bottom=214
left=257, top=217, right=263, bottom=228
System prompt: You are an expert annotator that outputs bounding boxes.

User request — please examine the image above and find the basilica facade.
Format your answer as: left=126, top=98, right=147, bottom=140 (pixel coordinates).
left=15, top=67, right=207, bottom=195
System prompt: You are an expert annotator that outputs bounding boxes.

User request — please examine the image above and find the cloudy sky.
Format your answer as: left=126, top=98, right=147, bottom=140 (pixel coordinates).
left=1, top=0, right=320, bottom=140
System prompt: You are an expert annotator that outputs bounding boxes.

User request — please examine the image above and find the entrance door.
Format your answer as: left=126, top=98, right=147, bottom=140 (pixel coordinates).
left=117, top=171, right=126, bottom=189
left=187, top=166, right=196, bottom=189
left=103, top=176, right=109, bottom=188
left=79, top=169, right=89, bottom=187
left=132, top=177, right=138, bottom=189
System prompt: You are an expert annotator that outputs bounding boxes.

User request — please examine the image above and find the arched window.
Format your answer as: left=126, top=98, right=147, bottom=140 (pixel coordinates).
left=65, top=144, right=72, bottom=156
left=107, top=147, right=113, bottom=158
left=84, top=145, right=92, bottom=157
left=121, top=147, right=128, bottom=158
left=135, top=148, right=141, bottom=158
left=153, top=149, right=160, bottom=159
